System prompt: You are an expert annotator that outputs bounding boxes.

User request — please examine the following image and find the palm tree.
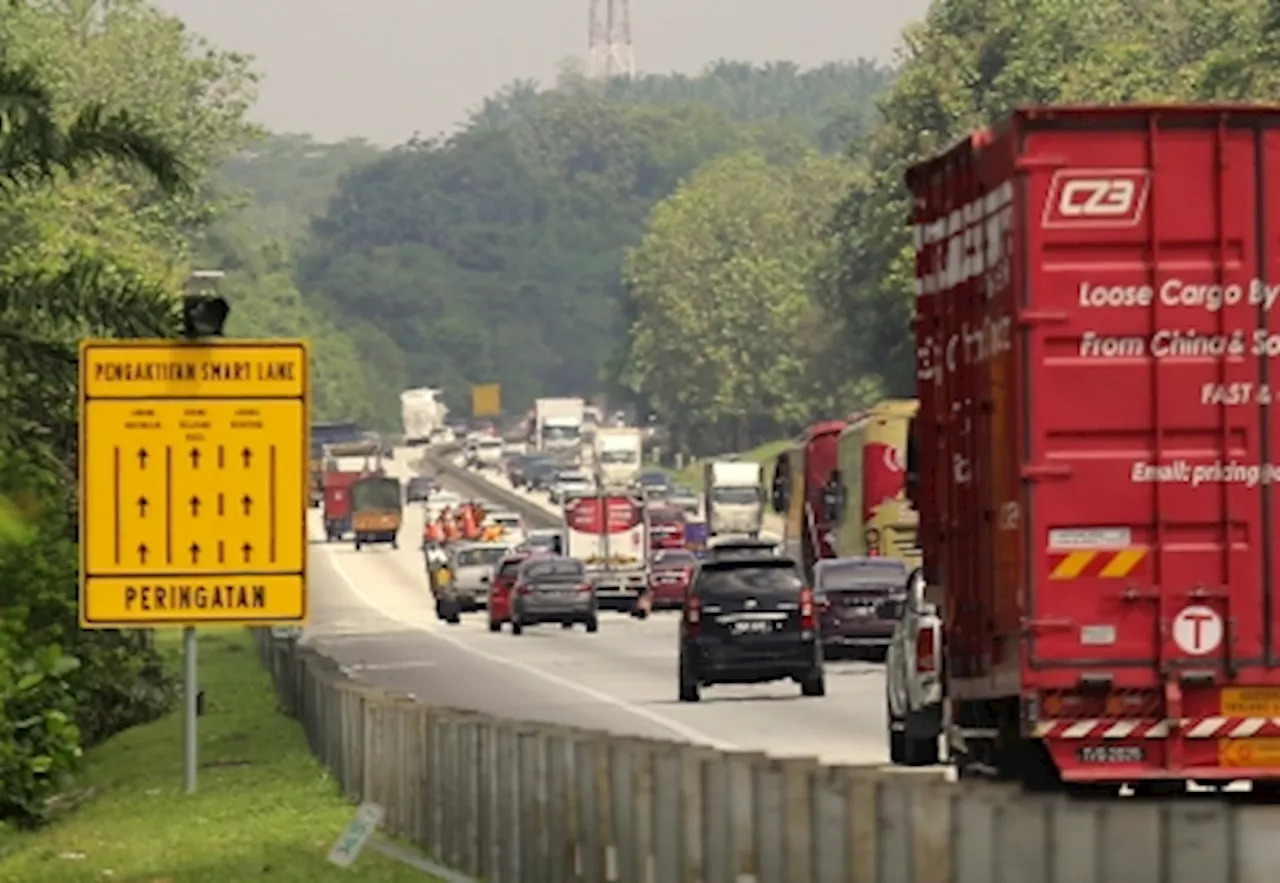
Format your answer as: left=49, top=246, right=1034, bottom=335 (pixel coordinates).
left=0, top=56, right=192, bottom=466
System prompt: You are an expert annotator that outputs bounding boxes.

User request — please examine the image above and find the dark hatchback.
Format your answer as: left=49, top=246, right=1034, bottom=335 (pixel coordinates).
left=813, top=557, right=909, bottom=661
left=506, top=453, right=547, bottom=488
left=524, top=460, right=560, bottom=492
left=405, top=476, right=435, bottom=503
left=678, top=555, right=824, bottom=702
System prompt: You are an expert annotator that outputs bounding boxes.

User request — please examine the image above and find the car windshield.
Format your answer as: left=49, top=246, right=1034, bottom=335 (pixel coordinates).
left=527, top=533, right=559, bottom=549
left=557, top=472, right=586, bottom=482
left=696, top=561, right=801, bottom=600
left=818, top=562, right=908, bottom=592
left=524, top=559, right=585, bottom=581
left=478, top=439, right=503, bottom=449
left=492, top=515, right=520, bottom=527
left=543, top=426, right=580, bottom=443
left=652, top=552, right=696, bottom=568
left=599, top=450, right=637, bottom=464
left=710, top=486, right=759, bottom=505
left=455, top=547, right=509, bottom=567
left=350, top=478, right=401, bottom=510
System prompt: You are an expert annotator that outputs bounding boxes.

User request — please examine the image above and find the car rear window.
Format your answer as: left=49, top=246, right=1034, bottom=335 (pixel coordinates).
left=695, top=561, right=802, bottom=600
left=818, top=562, right=908, bottom=592
left=523, top=559, right=585, bottom=581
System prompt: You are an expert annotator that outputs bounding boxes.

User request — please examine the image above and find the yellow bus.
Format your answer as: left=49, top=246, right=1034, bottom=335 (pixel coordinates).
left=832, top=399, right=921, bottom=569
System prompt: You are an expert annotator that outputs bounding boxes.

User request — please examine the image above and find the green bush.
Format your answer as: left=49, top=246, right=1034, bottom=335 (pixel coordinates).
left=0, top=643, right=82, bottom=827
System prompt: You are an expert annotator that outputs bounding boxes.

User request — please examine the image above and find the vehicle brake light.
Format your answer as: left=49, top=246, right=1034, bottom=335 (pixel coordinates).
left=517, top=583, right=532, bottom=596
left=916, top=628, right=937, bottom=673
left=800, top=587, right=816, bottom=630
left=685, top=595, right=701, bottom=634
left=578, top=582, right=592, bottom=593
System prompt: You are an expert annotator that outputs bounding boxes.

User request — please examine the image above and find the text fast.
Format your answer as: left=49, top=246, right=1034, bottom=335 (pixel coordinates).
left=1079, top=279, right=1280, bottom=312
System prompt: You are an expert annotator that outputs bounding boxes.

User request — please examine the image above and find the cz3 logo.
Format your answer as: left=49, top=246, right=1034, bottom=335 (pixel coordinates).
left=1041, top=169, right=1150, bottom=229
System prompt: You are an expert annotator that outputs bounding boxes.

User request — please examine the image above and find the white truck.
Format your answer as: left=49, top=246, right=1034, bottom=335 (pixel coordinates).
left=401, top=388, right=447, bottom=446
left=563, top=490, right=648, bottom=612
left=534, top=397, right=585, bottom=465
left=592, top=427, right=642, bottom=488
left=703, top=460, right=765, bottom=537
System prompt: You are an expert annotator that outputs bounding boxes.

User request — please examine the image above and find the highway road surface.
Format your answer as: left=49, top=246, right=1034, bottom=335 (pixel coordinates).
left=299, top=448, right=889, bottom=766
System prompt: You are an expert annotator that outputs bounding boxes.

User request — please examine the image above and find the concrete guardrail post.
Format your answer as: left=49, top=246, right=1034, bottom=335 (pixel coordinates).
left=873, top=768, right=952, bottom=883
left=517, top=727, right=549, bottom=882
left=405, top=705, right=429, bottom=852
left=542, top=728, right=576, bottom=882
left=573, top=734, right=613, bottom=883
left=608, top=738, right=654, bottom=883
left=752, top=756, right=786, bottom=882
left=699, top=752, right=732, bottom=883
left=730, top=752, right=767, bottom=882
left=1232, top=804, right=1280, bottom=883
left=810, top=764, right=849, bottom=883
left=495, top=722, right=522, bottom=883
left=474, top=718, right=499, bottom=881
left=677, top=746, right=714, bottom=883
left=460, top=716, right=485, bottom=876
left=1095, top=800, right=1165, bottom=883
left=780, top=757, right=819, bottom=883
left=424, top=711, right=448, bottom=861
left=649, top=742, right=686, bottom=883
left=949, top=781, right=1019, bottom=883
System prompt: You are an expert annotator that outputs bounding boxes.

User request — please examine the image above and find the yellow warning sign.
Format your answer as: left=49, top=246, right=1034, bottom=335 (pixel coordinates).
left=472, top=383, right=501, bottom=417
left=1220, top=738, right=1280, bottom=768
left=78, top=340, right=309, bottom=627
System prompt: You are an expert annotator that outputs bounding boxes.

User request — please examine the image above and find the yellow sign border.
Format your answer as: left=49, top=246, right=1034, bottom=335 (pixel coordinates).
left=77, top=338, right=310, bottom=628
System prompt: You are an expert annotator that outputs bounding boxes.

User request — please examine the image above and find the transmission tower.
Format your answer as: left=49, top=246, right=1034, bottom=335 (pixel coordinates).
left=587, top=0, right=635, bottom=80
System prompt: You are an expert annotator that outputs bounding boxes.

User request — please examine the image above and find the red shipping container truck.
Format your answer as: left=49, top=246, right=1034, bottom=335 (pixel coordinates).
left=909, top=105, right=1280, bottom=790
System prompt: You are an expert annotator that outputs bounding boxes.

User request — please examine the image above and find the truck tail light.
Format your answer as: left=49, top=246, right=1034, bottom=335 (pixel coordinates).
left=685, top=596, right=701, bottom=635
left=800, top=587, right=816, bottom=630
left=916, top=627, right=937, bottom=673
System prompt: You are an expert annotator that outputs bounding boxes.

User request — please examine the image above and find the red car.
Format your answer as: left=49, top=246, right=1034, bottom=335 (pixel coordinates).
left=646, top=549, right=698, bottom=609
left=488, top=549, right=551, bottom=631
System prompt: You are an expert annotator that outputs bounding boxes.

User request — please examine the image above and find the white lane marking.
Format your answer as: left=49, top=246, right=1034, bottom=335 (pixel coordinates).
left=316, top=539, right=739, bottom=750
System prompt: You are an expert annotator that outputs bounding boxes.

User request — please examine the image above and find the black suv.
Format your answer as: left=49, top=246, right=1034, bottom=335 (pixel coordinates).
left=677, top=555, right=825, bottom=702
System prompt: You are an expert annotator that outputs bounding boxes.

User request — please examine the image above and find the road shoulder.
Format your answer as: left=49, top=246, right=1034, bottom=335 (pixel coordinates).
left=0, top=630, right=440, bottom=883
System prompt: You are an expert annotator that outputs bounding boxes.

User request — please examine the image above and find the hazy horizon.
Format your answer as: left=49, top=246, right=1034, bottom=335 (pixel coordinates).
left=152, top=0, right=930, bottom=145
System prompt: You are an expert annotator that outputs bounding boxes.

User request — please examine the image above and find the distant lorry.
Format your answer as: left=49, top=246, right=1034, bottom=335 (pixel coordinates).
left=771, top=422, right=845, bottom=582
left=830, top=400, right=921, bottom=568
left=891, top=105, right=1280, bottom=794
left=401, top=389, right=447, bottom=446
left=562, top=490, right=648, bottom=612
left=534, top=397, right=585, bottom=465
left=593, top=427, right=643, bottom=487
left=702, top=460, right=765, bottom=537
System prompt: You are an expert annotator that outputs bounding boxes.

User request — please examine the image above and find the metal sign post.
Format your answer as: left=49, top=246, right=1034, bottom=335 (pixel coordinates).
left=183, top=625, right=197, bottom=792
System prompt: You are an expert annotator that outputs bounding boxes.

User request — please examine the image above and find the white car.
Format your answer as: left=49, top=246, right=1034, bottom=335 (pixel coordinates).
left=885, top=568, right=943, bottom=767
left=549, top=470, right=593, bottom=504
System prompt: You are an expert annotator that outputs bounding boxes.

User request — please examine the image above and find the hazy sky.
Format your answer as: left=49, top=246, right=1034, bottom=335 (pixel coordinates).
left=153, top=0, right=931, bottom=145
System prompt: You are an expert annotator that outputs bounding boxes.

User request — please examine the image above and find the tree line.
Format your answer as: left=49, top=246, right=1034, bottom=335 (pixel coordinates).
left=0, top=0, right=267, bottom=825
left=616, top=0, right=1280, bottom=454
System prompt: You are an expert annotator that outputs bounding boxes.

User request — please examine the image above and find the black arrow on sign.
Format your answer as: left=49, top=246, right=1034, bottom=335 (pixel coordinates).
left=189, top=542, right=201, bottom=564
left=241, top=494, right=253, bottom=516
left=137, top=542, right=149, bottom=564
left=241, top=541, right=253, bottom=563
left=218, top=540, right=225, bottom=563
left=137, top=447, right=148, bottom=470
left=137, top=495, right=148, bottom=518
left=189, top=447, right=201, bottom=469
left=217, top=445, right=225, bottom=469
left=189, top=495, right=201, bottom=517
left=241, top=446, right=252, bottom=468
left=217, top=493, right=225, bottom=516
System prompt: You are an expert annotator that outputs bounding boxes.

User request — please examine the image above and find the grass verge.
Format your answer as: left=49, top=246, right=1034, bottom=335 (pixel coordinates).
left=661, top=438, right=792, bottom=490
left=0, top=630, right=440, bottom=882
